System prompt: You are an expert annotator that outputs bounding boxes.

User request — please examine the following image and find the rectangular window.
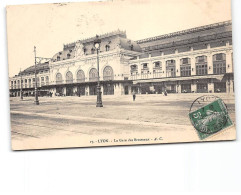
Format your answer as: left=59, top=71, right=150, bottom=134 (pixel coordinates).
left=180, top=66, right=191, bottom=77
left=213, top=62, right=226, bottom=74
left=196, top=64, right=207, bottom=75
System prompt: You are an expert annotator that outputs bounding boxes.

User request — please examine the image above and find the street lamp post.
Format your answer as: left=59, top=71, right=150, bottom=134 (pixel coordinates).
left=34, top=46, right=39, bottom=105
left=94, top=35, right=103, bottom=107
left=20, top=68, right=23, bottom=100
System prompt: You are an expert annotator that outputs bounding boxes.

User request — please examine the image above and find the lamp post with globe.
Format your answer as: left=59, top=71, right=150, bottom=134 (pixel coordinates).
left=94, top=35, right=103, bottom=107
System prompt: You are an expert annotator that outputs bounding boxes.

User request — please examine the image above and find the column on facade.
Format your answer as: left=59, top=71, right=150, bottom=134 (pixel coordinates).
left=177, top=81, right=181, bottom=93
left=226, top=79, right=234, bottom=94
left=176, top=57, right=180, bottom=77
left=190, top=56, right=196, bottom=76
left=208, top=79, right=214, bottom=93
left=128, top=85, right=132, bottom=95
left=149, top=61, right=154, bottom=79
left=207, top=53, right=213, bottom=74
left=191, top=80, right=197, bottom=93
left=226, top=50, right=233, bottom=73
left=73, top=86, right=78, bottom=95
left=161, top=60, right=166, bottom=77
left=114, top=83, right=122, bottom=96
left=230, top=80, right=234, bottom=93
left=63, top=87, right=66, bottom=95
left=137, top=62, right=142, bottom=79
left=85, top=85, right=89, bottom=96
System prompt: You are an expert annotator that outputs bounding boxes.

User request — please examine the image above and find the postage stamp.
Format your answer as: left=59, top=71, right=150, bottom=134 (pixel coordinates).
left=189, top=96, right=233, bottom=140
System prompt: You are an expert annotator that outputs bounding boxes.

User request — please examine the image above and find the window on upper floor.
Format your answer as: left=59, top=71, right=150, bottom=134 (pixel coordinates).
left=180, top=58, right=191, bottom=77
left=57, top=56, right=60, bottom=61
left=213, top=53, right=226, bottom=74
left=91, top=48, right=95, bottom=54
left=67, top=53, right=71, bottom=59
left=142, top=63, right=148, bottom=69
left=154, top=61, right=162, bottom=69
left=196, top=55, right=207, bottom=63
left=181, top=58, right=190, bottom=65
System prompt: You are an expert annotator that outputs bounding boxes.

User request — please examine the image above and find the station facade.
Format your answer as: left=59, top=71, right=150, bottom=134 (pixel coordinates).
left=9, top=20, right=234, bottom=97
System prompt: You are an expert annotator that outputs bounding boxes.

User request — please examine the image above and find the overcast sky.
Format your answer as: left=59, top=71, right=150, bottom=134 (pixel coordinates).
left=7, top=0, right=232, bottom=77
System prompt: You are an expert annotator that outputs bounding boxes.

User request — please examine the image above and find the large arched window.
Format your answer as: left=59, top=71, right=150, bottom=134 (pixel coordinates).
left=196, top=55, right=207, bottom=75
left=56, top=73, right=63, bottom=84
left=213, top=53, right=226, bottom=74
left=103, top=66, right=114, bottom=80
left=166, top=60, right=176, bottom=77
left=180, top=58, right=191, bottom=77
left=89, top=68, right=98, bottom=81
left=66, top=71, right=73, bottom=83
left=76, top=70, right=85, bottom=83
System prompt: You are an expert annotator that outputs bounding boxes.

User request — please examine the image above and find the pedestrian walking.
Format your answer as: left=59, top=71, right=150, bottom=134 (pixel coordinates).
left=132, top=91, right=136, bottom=101
left=164, top=89, right=167, bottom=96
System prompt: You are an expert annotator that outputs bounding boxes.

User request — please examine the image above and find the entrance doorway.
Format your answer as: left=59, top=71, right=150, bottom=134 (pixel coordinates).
left=124, top=86, right=129, bottom=95
left=197, top=83, right=208, bottom=93
left=66, top=86, right=73, bottom=96
left=181, top=84, right=191, bottom=93
left=77, top=86, right=85, bottom=96
left=103, top=84, right=114, bottom=95
left=89, top=85, right=97, bottom=95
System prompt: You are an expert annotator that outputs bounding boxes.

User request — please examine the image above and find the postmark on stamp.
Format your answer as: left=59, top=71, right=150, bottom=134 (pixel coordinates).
left=189, top=95, right=233, bottom=140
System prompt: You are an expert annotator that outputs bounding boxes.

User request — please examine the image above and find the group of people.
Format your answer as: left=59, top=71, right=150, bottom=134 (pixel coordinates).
left=132, top=89, right=168, bottom=101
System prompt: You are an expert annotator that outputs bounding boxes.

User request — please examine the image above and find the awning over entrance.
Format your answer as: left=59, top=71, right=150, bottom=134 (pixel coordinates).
left=133, top=74, right=225, bottom=84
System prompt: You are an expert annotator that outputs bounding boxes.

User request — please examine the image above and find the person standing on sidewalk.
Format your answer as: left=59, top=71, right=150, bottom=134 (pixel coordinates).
left=132, top=91, right=136, bottom=101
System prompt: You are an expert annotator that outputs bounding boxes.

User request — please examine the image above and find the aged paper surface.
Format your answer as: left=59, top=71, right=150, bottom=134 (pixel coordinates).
left=7, top=0, right=235, bottom=150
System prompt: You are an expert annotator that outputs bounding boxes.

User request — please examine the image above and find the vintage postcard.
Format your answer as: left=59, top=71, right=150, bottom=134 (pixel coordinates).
left=7, top=0, right=236, bottom=150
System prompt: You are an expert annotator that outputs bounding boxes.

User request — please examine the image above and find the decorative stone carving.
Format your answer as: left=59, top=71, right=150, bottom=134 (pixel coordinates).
left=74, top=41, right=85, bottom=58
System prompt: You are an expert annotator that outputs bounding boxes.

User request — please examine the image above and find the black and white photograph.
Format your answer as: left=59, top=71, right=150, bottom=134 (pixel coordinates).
left=1, top=0, right=241, bottom=194
left=6, top=0, right=236, bottom=150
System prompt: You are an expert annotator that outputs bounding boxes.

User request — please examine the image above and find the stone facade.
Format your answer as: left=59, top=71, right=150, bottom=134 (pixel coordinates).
left=9, top=21, right=234, bottom=97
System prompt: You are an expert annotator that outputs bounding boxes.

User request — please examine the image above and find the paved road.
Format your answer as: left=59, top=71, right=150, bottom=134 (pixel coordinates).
left=10, top=93, right=236, bottom=150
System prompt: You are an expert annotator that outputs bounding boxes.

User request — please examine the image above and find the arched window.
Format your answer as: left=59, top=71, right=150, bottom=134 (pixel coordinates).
left=196, top=56, right=207, bottom=75
left=76, top=70, right=85, bottom=83
left=103, top=66, right=114, bottom=80
left=89, top=68, right=98, bottom=81
left=213, top=53, right=226, bottom=74
left=56, top=73, right=63, bottom=84
left=180, top=58, right=191, bottom=77
left=66, top=71, right=73, bottom=83
left=166, top=60, right=176, bottom=77
left=91, top=48, right=95, bottom=54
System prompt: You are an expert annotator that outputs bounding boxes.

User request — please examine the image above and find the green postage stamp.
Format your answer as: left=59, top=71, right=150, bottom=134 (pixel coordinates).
left=189, top=98, right=233, bottom=140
